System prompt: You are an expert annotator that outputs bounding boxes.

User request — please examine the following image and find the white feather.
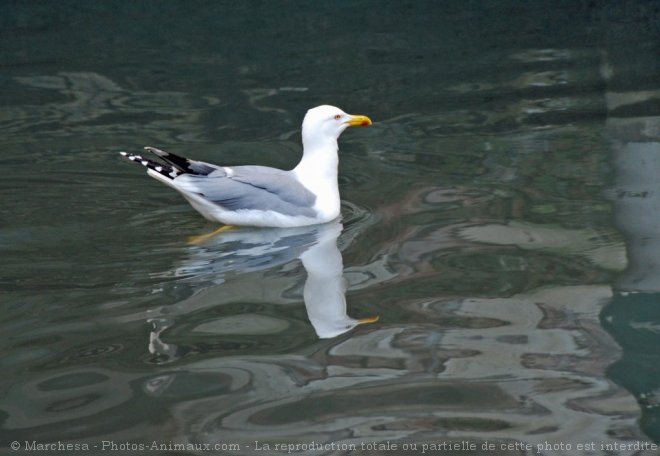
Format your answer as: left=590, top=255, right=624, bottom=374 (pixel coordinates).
left=138, top=105, right=370, bottom=227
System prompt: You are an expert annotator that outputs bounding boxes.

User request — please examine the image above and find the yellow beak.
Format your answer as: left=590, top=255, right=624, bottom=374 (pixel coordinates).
left=345, top=114, right=372, bottom=127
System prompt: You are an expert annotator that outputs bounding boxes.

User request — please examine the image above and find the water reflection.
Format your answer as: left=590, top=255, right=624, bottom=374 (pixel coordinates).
left=147, top=220, right=378, bottom=363
left=6, top=72, right=211, bottom=142
left=1, top=220, right=383, bottom=442
left=602, top=43, right=660, bottom=442
left=138, top=182, right=646, bottom=452
left=3, top=0, right=660, bottom=450
left=298, top=223, right=379, bottom=339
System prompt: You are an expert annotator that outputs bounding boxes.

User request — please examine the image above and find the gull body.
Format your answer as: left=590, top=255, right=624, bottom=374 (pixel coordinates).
left=120, top=105, right=371, bottom=227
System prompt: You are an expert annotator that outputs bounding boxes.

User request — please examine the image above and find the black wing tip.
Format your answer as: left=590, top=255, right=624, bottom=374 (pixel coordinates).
left=119, top=150, right=180, bottom=179
left=143, top=145, right=216, bottom=176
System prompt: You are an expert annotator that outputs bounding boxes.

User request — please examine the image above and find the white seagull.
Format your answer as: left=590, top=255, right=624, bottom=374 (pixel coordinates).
left=120, top=105, right=372, bottom=228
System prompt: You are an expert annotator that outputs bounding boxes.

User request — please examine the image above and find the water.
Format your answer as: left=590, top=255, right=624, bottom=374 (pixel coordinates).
left=2, top=1, right=660, bottom=454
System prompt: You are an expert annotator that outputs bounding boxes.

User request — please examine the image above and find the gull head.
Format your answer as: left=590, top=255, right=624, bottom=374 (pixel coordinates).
left=302, top=105, right=372, bottom=148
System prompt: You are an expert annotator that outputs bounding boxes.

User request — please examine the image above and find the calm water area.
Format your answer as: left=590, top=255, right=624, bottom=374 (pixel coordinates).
left=2, top=1, right=660, bottom=455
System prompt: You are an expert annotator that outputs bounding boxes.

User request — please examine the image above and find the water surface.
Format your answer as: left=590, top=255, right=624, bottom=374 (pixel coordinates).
left=2, top=1, right=660, bottom=454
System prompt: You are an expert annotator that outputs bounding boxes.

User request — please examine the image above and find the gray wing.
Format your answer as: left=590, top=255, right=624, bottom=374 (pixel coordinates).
left=174, top=166, right=317, bottom=217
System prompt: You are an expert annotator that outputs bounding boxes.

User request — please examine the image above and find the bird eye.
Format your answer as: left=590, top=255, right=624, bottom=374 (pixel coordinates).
left=334, top=114, right=341, bottom=120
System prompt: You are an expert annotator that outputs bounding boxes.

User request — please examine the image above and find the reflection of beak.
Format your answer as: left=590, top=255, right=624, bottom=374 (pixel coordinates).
left=345, top=114, right=372, bottom=127
left=356, top=315, right=379, bottom=325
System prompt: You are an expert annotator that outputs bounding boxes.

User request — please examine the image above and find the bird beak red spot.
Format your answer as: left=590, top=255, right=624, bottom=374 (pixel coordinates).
left=346, top=114, right=372, bottom=127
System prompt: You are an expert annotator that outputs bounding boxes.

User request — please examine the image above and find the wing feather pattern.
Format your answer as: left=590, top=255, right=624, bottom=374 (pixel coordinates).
left=175, top=166, right=317, bottom=217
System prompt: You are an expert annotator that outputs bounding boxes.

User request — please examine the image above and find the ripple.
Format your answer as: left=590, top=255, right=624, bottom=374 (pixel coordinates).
left=192, top=314, right=291, bottom=336
left=5, top=72, right=213, bottom=143
left=2, top=0, right=659, bottom=449
left=56, top=343, right=125, bottom=365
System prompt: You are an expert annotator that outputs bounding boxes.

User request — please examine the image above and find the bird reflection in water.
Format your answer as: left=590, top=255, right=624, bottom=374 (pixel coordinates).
left=297, top=222, right=379, bottom=338
left=148, top=219, right=378, bottom=360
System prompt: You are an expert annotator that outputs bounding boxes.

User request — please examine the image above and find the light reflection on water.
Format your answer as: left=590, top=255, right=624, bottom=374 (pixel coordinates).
left=2, top=0, right=660, bottom=453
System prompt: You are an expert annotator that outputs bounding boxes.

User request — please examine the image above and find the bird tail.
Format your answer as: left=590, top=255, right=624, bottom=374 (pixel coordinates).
left=143, top=146, right=216, bottom=176
left=119, top=151, right=181, bottom=179
left=120, top=146, right=218, bottom=179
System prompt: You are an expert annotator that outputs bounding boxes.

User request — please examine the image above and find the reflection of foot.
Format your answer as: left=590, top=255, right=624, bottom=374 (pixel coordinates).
left=147, top=318, right=171, bottom=355
left=188, top=225, right=236, bottom=244
left=357, top=315, right=380, bottom=325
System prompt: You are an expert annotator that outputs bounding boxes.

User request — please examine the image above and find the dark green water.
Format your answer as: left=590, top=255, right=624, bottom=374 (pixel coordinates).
left=2, top=1, right=660, bottom=454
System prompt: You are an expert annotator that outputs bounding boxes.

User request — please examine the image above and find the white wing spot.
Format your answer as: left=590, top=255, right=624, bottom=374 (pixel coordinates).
left=155, top=166, right=163, bottom=172
left=141, top=161, right=149, bottom=166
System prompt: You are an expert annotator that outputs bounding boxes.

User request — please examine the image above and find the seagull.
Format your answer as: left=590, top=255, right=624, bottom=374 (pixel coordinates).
left=120, top=105, right=372, bottom=228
